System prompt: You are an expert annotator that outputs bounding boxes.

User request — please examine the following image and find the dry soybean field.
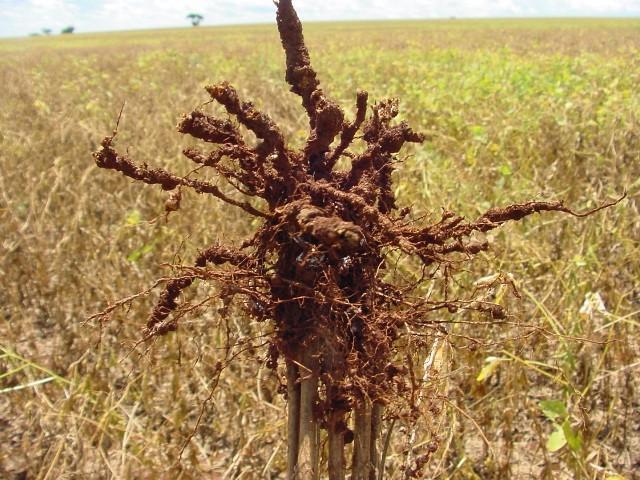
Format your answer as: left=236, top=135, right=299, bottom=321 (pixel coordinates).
left=1, top=18, right=639, bottom=479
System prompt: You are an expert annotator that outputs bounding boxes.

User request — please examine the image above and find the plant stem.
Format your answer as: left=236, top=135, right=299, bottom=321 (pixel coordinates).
left=379, top=418, right=396, bottom=480
left=370, top=402, right=383, bottom=480
left=328, top=412, right=345, bottom=480
left=286, top=360, right=301, bottom=480
left=298, top=347, right=319, bottom=479
left=352, top=400, right=373, bottom=480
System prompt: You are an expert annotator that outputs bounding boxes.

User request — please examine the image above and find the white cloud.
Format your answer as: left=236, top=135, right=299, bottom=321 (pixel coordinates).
left=564, top=0, right=640, bottom=12
left=1, top=0, right=80, bottom=35
left=1, top=0, right=639, bottom=37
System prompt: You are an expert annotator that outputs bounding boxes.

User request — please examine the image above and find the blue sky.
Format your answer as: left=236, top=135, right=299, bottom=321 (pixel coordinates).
left=1, top=0, right=639, bottom=38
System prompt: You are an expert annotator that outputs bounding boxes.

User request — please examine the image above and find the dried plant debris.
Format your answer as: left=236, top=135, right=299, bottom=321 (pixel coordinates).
left=92, top=0, right=625, bottom=477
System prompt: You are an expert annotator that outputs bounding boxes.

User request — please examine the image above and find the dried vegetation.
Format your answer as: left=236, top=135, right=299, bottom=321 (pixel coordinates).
left=1, top=5, right=638, bottom=480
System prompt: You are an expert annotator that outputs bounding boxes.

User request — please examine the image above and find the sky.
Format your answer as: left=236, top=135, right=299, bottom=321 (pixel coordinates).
left=1, top=0, right=639, bottom=38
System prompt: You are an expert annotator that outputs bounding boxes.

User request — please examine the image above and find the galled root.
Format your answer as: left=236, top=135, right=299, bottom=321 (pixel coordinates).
left=93, top=0, right=626, bottom=477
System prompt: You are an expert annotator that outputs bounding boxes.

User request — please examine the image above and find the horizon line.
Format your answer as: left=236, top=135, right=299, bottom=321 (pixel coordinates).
left=2, top=15, right=639, bottom=40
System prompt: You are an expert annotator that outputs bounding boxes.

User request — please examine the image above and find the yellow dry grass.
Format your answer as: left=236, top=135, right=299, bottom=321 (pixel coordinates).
left=1, top=19, right=639, bottom=479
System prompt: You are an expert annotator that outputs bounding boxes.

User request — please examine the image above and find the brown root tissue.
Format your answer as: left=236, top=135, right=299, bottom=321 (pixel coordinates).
left=93, top=0, right=622, bottom=444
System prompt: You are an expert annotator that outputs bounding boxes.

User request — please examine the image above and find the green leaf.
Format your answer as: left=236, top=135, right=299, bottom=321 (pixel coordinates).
left=573, top=254, right=587, bottom=267
left=498, top=163, right=512, bottom=177
left=125, top=209, right=142, bottom=225
left=546, top=425, right=567, bottom=452
left=539, top=400, right=567, bottom=421
left=33, top=99, right=51, bottom=114
left=562, top=419, right=582, bottom=452
left=476, top=356, right=506, bottom=382
left=470, top=125, right=488, bottom=143
left=127, top=243, right=154, bottom=262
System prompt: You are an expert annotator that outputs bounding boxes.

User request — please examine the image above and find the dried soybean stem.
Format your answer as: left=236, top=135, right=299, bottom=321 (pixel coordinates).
left=379, top=418, right=396, bottom=480
left=286, top=360, right=301, bottom=480
left=370, top=402, right=383, bottom=480
left=298, top=346, right=320, bottom=480
left=405, top=335, right=446, bottom=478
left=352, top=400, right=373, bottom=480
left=328, top=413, right=346, bottom=480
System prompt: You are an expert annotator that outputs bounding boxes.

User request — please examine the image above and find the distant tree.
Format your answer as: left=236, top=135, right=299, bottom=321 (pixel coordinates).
left=42, top=28, right=52, bottom=35
left=61, top=26, right=75, bottom=34
left=186, top=13, right=204, bottom=27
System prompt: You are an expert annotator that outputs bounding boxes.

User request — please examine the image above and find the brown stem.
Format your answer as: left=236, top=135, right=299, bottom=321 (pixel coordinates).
left=379, top=418, right=396, bottom=480
left=370, top=402, right=383, bottom=480
left=328, top=413, right=345, bottom=480
left=298, top=347, right=319, bottom=479
left=286, top=360, right=301, bottom=480
left=352, top=400, right=373, bottom=480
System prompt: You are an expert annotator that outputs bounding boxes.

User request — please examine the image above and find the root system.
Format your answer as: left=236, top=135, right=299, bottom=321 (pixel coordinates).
left=92, top=1, right=625, bottom=477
